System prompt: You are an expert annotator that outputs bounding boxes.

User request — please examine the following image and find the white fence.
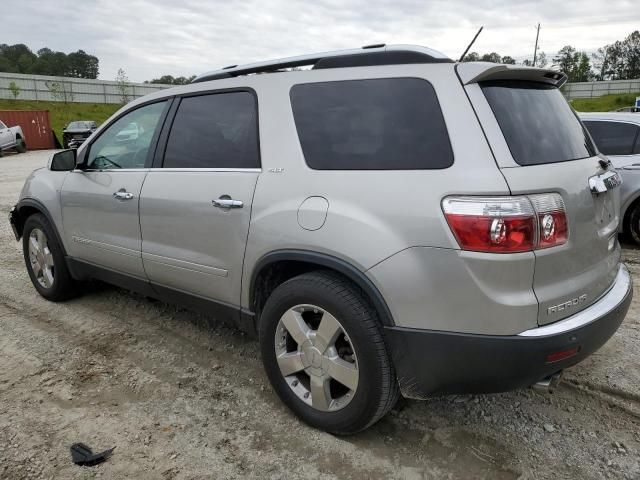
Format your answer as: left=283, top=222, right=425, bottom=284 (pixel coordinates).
left=1, top=71, right=639, bottom=103
left=563, top=79, right=640, bottom=100
left=0, top=72, right=172, bottom=104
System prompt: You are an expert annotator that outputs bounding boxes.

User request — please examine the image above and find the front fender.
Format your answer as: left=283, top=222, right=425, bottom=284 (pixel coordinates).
left=13, top=168, right=70, bottom=253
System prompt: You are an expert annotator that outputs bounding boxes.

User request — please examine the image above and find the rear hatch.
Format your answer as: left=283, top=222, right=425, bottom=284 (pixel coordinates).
left=459, top=64, right=621, bottom=325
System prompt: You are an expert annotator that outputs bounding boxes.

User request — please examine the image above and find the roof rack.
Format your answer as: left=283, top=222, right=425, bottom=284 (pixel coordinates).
left=192, top=44, right=453, bottom=83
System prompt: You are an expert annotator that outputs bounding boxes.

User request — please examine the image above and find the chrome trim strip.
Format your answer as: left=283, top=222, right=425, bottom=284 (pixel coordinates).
left=71, top=236, right=141, bottom=258
left=518, top=264, right=630, bottom=337
left=142, top=252, right=228, bottom=277
left=149, top=168, right=261, bottom=173
left=77, top=168, right=261, bottom=173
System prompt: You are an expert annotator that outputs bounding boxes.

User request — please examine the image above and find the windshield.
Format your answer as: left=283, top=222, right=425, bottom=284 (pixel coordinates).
left=481, top=81, right=596, bottom=166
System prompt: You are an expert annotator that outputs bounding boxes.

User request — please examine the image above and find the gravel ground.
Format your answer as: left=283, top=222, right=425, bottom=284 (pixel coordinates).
left=1, top=150, right=639, bottom=480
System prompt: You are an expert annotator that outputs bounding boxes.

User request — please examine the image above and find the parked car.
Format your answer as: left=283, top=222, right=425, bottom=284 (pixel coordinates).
left=9, top=45, right=632, bottom=434
left=62, top=121, right=97, bottom=149
left=0, top=119, right=27, bottom=156
left=581, top=112, right=640, bottom=244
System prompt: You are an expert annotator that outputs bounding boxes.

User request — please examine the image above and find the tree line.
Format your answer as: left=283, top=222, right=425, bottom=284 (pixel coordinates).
left=2, top=30, right=639, bottom=85
left=463, top=30, right=640, bottom=83
left=0, top=44, right=99, bottom=79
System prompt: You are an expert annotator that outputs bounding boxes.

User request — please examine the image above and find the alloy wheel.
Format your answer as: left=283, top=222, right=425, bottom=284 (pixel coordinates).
left=274, top=304, right=359, bottom=412
left=28, top=228, right=55, bottom=289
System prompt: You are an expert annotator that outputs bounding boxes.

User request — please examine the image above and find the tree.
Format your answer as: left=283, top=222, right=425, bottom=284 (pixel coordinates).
left=554, top=46, right=578, bottom=75
left=574, top=52, right=592, bottom=82
left=462, top=52, right=480, bottom=62
left=45, top=80, right=74, bottom=103
left=67, top=50, right=99, bottom=79
left=145, top=74, right=196, bottom=85
left=462, top=52, right=516, bottom=64
left=8, top=81, right=20, bottom=99
left=480, top=52, right=502, bottom=63
left=537, top=51, right=548, bottom=68
left=0, top=43, right=99, bottom=78
left=115, top=68, right=131, bottom=104
left=592, top=31, right=640, bottom=80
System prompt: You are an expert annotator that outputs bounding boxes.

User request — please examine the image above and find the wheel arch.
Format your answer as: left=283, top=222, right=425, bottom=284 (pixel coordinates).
left=248, top=250, right=395, bottom=327
left=14, top=199, right=68, bottom=256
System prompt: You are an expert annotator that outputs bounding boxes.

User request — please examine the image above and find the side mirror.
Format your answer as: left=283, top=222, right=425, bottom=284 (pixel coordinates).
left=50, top=149, right=77, bottom=171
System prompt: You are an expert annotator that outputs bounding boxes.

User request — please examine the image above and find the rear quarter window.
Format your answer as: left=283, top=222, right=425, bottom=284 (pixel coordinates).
left=481, top=80, right=596, bottom=166
left=583, top=120, right=640, bottom=156
left=290, top=78, right=453, bottom=170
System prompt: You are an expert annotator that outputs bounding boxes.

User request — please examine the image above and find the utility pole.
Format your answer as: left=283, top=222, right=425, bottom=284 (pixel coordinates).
left=533, top=23, right=541, bottom=66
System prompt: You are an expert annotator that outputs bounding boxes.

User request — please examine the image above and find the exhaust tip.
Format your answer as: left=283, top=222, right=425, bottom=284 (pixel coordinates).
left=532, top=372, right=563, bottom=393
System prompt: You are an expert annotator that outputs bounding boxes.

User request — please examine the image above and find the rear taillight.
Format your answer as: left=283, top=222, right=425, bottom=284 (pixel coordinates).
left=529, top=194, right=568, bottom=249
left=442, top=194, right=568, bottom=253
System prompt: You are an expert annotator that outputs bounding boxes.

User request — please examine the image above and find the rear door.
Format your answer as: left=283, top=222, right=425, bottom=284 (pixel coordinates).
left=139, top=90, right=260, bottom=306
left=462, top=70, right=621, bottom=326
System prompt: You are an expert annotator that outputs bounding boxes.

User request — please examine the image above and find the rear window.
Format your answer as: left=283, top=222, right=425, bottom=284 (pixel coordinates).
left=290, top=78, right=453, bottom=170
left=583, top=120, right=640, bottom=156
left=482, top=81, right=596, bottom=166
left=163, top=91, right=259, bottom=169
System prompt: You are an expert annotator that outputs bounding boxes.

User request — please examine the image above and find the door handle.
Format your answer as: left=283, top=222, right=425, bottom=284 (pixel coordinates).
left=212, top=195, right=243, bottom=209
left=113, top=189, right=134, bottom=200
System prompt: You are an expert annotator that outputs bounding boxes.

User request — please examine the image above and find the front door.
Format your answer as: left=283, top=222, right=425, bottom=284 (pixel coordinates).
left=60, top=100, right=169, bottom=278
left=139, top=91, right=260, bottom=306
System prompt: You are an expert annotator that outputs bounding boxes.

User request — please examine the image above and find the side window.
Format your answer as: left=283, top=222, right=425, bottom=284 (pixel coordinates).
left=583, top=120, right=640, bottom=156
left=0, top=120, right=7, bottom=129
left=163, top=91, right=259, bottom=169
left=86, top=101, right=167, bottom=170
left=290, top=78, right=453, bottom=170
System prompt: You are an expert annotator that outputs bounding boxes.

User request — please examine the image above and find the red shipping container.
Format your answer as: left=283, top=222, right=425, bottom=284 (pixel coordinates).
left=0, top=110, right=55, bottom=150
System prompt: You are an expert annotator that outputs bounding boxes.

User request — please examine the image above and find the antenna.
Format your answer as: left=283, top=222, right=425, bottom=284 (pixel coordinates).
left=458, top=26, right=484, bottom=62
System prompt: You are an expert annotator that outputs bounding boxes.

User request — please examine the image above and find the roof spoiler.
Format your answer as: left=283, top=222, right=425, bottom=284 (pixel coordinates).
left=456, top=62, right=568, bottom=88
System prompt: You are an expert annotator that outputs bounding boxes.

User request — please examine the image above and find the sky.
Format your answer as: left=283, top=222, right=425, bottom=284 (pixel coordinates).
left=3, top=0, right=640, bottom=82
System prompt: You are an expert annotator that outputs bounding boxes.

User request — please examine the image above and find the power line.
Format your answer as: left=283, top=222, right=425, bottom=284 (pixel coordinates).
left=533, top=23, right=540, bottom=66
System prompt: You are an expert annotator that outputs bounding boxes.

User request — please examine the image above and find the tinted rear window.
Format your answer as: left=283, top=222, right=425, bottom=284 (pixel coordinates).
left=290, top=78, right=453, bottom=170
left=163, top=91, right=259, bottom=169
left=482, top=81, right=596, bottom=166
left=583, top=120, right=640, bottom=156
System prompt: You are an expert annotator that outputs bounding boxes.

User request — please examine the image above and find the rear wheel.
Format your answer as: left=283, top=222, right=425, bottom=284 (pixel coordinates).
left=15, top=139, right=27, bottom=153
left=23, top=214, right=77, bottom=301
left=259, top=271, right=399, bottom=434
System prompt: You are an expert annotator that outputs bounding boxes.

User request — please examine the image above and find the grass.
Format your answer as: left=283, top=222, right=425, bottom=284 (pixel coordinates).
left=570, top=92, right=640, bottom=112
left=0, top=99, right=120, bottom=142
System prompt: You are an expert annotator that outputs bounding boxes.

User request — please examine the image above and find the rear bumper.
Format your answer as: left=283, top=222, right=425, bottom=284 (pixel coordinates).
left=385, top=264, right=632, bottom=398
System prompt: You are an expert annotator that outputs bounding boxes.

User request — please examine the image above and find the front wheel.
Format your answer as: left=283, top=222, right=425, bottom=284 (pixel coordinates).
left=259, top=271, right=399, bottom=434
left=23, top=214, right=77, bottom=301
left=15, top=139, right=27, bottom=153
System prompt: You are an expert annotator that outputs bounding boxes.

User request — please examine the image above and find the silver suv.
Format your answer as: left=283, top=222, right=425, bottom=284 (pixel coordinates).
left=9, top=45, right=633, bottom=434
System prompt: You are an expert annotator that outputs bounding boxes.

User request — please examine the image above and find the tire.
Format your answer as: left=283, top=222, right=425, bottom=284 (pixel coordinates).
left=624, top=202, right=640, bottom=246
left=15, top=139, right=27, bottom=153
left=22, top=213, right=77, bottom=301
left=259, top=271, right=399, bottom=434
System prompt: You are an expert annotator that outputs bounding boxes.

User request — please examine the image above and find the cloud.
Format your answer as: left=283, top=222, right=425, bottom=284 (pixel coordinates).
left=4, top=0, right=639, bottom=81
